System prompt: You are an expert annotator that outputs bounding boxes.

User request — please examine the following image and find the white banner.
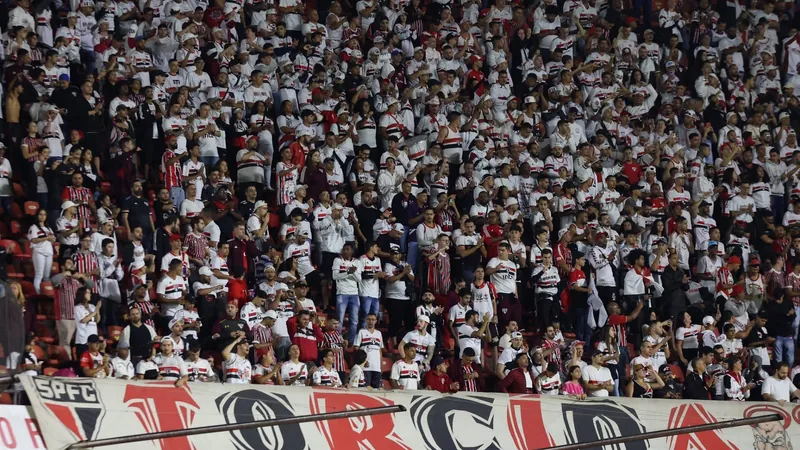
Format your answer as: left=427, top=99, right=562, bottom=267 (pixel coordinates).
left=19, top=375, right=800, bottom=450
left=0, top=406, right=46, bottom=450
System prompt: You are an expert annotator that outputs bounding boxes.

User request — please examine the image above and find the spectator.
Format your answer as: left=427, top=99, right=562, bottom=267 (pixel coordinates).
left=761, top=362, right=800, bottom=406
left=253, top=354, right=283, bottom=385
left=185, top=343, right=218, bottom=383
left=398, top=315, right=435, bottom=371
left=348, top=350, right=368, bottom=389
left=724, top=356, right=753, bottom=401
left=354, top=312, right=384, bottom=389
left=561, top=365, right=586, bottom=400
left=156, top=337, right=189, bottom=387
left=626, top=363, right=665, bottom=398
left=119, top=305, right=157, bottom=365
left=684, top=357, right=713, bottom=401
left=582, top=350, right=615, bottom=398
left=281, top=344, right=310, bottom=386
left=74, top=288, right=100, bottom=358
left=423, top=355, right=458, bottom=393
left=499, top=352, right=534, bottom=394
left=79, top=334, right=110, bottom=378
left=535, top=362, right=562, bottom=396
left=311, top=349, right=343, bottom=387
left=110, top=342, right=134, bottom=379
left=222, top=335, right=252, bottom=384
left=286, top=310, right=324, bottom=364
left=390, top=345, right=421, bottom=391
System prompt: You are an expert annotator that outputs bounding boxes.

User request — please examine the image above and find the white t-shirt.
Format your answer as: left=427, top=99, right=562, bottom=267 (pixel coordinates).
left=74, top=303, right=98, bottom=345
left=457, top=323, right=483, bottom=364
left=487, top=257, right=518, bottom=294
left=761, top=376, right=794, bottom=402
left=354, top=328, right=383, bottom=373
left=582, top=364, right=613, bottom=397
left=390, top=359, right=420, bottom=390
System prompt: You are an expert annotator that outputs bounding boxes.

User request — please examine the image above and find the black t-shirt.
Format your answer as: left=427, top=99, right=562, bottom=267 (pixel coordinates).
left=767, top=299, right=794, bottom=337
left=744, top=325, right=768, bottom=349
left=123, top=195, right=152, bottom=230
left=238, top=200, right=256, bottom=220
left=153, top=200, right=178, bottom=228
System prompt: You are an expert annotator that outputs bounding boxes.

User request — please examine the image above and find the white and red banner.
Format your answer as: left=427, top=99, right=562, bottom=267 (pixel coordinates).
left=0, top=406, right=45, bottom=450
left=19, top=376, right=800, bottom=450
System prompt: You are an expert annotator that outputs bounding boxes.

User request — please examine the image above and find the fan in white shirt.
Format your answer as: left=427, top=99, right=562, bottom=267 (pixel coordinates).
left=390, top=346, right=421, bottom=390
left=222, top=335, right=253, bottom=384
left=312, top=349, right=343, bottom=387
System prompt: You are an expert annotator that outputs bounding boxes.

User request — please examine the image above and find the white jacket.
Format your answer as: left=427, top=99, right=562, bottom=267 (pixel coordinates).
left=318, top=216, right=352, bottom=254
left=332, top=257, right=361, bottom=295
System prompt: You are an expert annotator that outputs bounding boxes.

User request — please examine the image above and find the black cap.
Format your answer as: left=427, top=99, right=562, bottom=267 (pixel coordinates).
left=87, top=334, right=100, bottom=343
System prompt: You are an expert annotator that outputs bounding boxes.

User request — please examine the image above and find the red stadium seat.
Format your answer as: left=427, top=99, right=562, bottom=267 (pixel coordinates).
left=40, top=281, right=55, bottom=298
left=10, top=202, right=22, bottom=219
left=12, top=183, right=24, bottom=199
left=9, top=220, right=21, bottom=236
left=107, top=326, right=123, bottom=342
left=670, top=364, right=685, bottom=382
left=381, top=356, right=393, bottom=373
left=24, top=201, right=39, bottom=216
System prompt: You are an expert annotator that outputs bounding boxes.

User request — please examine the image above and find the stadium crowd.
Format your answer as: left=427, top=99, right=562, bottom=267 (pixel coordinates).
left=6, top=0, right=800, bottom=403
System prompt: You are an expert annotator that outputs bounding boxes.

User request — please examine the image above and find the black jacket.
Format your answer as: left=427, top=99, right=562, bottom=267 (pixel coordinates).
left=683, top=371, right=711, bottom=400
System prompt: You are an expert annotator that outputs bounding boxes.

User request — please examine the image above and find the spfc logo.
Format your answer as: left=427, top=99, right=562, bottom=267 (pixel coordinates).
left=32, top=377, right=105, bottom=441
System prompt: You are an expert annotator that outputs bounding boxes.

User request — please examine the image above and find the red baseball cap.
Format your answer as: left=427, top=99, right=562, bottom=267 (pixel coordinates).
left=728, top=256, right=742, bottom=265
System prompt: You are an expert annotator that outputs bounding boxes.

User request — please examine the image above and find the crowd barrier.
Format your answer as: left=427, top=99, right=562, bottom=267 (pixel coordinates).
left=16, top=375, right=800, bottom=450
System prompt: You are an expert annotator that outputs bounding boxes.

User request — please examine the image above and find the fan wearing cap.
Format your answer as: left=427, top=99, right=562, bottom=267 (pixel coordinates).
left=423, top=355, right=460, bottom=393
left=220, top=333, right=253, bottom=384
left=79, top=334, right=112, bottom=379
left=398, top=314, right=436, bottom=370
left=57, top=200, right=82, bottom=252
left=495, top=331, right=526, bottom=378
left=110, top=341, right=135, bottom=379
left=715, top=255, right=743, bottom=307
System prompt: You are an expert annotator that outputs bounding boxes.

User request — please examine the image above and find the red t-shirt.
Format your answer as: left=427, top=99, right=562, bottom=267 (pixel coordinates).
left=227, top=278, right=248, bottom=308
left=423, top=370, right=454, bottom=393
left=622, top=162, right=641, bottom=185
left=482, top=224, right=503, bottom=259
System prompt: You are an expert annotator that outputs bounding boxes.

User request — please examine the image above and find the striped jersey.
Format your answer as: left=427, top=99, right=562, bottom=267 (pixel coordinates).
left=186, top=358, right=214, bottom=382
left=156, top=354, right=188, bottom=380
left=281, top=361, right=308, bottom=386
left=223, top=353, right=252, bottom=384
left=321, top=330, right=346, bottom=372
left=390, top=360, right=420, bottom=390
left=161, top=150, right=183, bottom=190
left=312, top=366, right=342, bottom=386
